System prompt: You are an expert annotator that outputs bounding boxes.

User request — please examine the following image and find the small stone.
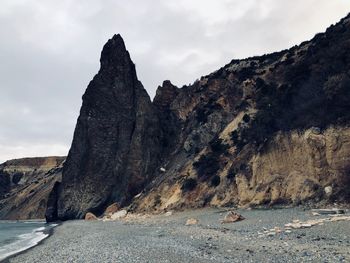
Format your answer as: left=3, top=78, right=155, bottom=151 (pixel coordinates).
left=301, top=223, right=312, bottom=228
left=221, top=211, right=245, bottom=224
left=186, top=218, right=199, bottom=226
left=274, top=227, right=282, bottom=233
left=85, top=212, right=97, bottom=221
left=311, top=208, right=345, bottom=215
left=164, top=211, right=173, bottom=217
left=134, top=192, right=142, bottom=198
left=324, top=186, right=333, bottom=195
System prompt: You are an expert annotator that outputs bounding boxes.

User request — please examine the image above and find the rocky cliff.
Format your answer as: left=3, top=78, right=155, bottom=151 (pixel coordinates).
left=132, top=14, right=350, bottom=211
left=46, top=14, right=350, bottom=221
left=0, top=157, right=64, bottom=220
left=48, top=34, right=161, bottom=221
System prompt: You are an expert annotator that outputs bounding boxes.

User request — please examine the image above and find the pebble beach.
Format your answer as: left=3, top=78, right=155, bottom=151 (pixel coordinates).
left=6, top=208, right=350, bottom=263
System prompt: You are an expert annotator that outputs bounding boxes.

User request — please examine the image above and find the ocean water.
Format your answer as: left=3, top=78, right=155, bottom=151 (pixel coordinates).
left=0, top=221, right=57, bottom=261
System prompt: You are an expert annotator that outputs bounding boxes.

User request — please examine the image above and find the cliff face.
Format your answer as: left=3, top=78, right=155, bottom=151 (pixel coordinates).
left=0, top=157, right=64, bottom=220
left=44, top=15, right=350, bottom=221
left=131, top=14, right=350, bottom=211
left=51, top=34, right=161, bottom=220
left=238, top=127, right=350, bottom=206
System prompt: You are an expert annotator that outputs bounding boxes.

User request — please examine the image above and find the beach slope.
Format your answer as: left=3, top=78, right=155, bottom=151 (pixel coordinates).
left=7, top=208, right=350, bottom=263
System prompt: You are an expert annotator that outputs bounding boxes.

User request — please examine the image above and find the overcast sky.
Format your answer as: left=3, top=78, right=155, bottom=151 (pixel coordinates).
left=0, top=0, right=350, bottom=163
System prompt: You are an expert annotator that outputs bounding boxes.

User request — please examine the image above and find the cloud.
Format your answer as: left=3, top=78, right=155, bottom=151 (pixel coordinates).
left=0, top=0, right=349, bottom=162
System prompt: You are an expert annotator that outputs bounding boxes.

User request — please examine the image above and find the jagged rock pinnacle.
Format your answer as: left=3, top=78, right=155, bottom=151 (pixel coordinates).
left=100, top=34, right=131, bottom=70
left=47, top=35, right=161, bottom=221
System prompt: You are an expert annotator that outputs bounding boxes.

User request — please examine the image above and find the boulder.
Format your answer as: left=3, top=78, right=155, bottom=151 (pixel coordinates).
left=85, top=212, right=97, bottom=221
left=221, top=211, right=245, bottom=224
left=104, top=203, right=119, bottom=216
left=324, top=186, right=333, bottom=196
left=111, top=210, right=127, bottom=220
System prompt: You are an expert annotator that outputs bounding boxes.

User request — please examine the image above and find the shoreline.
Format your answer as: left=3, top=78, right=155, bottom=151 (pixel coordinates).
left=0, top=221, right=59, bottom=263
left=5, top=208, right=350, bottom=263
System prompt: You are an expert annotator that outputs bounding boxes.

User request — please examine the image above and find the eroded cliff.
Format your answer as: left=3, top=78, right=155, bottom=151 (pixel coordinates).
left=131, top=14, right=350, bottom=211
left=0, top=157, right=64, bottom=220
left=45, top=14, right=350, bottom=221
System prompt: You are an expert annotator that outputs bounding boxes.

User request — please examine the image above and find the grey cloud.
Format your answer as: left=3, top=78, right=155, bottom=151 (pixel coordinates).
left=0, top=0, right=349, bottom=162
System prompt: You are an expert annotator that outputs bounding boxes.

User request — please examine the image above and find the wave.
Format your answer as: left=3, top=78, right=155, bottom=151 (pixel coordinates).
left=0, top=226, right=50, bottom=261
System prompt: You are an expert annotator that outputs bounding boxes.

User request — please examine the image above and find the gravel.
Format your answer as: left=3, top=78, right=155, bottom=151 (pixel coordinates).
left=7, top=208, right=350, bottom=263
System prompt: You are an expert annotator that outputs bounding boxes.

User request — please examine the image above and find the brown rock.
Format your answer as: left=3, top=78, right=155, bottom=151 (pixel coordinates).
left=221, top=211, right=245, bottom=224
left=0, top=157, right=65, bottom=220
left=111, top=210, right=127, bottom=220
left=185, top=218, right=199, bottom=225
left=104, top=203, right=119, bottom=216
left=131, top=15, right=350, bottom=212
left=85, top=212, right=97, bottom=221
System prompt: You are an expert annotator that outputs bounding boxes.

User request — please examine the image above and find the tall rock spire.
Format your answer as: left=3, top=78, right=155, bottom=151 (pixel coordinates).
left=47, top=34, right=161, bottom=221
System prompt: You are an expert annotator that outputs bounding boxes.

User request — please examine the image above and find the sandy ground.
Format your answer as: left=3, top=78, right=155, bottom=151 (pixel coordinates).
left=6, top=208, right=350, bottom=263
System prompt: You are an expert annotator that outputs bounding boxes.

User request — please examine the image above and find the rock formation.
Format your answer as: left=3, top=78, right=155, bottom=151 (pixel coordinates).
left=50, top=34, right=161, bottom=221
left=132, top=14, right=350, bottom=211
left=0, top=157, right=64, bottom=220
left=44, top=14, right=350, bottom=221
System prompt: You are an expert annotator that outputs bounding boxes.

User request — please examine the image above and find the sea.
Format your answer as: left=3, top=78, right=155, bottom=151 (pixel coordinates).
left=0, top=221, right=57, bottom=261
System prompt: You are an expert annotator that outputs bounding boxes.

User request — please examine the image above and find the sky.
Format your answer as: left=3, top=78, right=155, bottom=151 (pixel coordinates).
left=0, top=0, right=350, bottom=163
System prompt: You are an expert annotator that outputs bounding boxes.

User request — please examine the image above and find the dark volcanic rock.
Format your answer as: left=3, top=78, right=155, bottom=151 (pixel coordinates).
left=153, top=80, right=181, bottom=157
left=0, top=171, right=10, bottom=198
left=153, top=80, right=179, bottom=109
left=54, top=34, right=161, bottom=220
left=45, top=181, right=61, bottom=222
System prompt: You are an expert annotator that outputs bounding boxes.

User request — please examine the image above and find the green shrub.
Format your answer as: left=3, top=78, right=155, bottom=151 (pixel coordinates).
left=239, top=163, right=247, bottom=171
left=227, top=168, right=237, bottom=180
left=181, top=178, right=197, bottom=192
left=242, top=114, right=251, bottom=123
left=193, top=153, right=220, bottom=181
left=323, top=73, right=350, bottom=101
left=210, top=175, right=221, bottom=187
left=196, top=108, right=207, bottom=123
left=230, top=130, right=239, bottom=143
left=209, top=137, right=229, bottom=155
left=195, top=100, right=223, bottom=124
